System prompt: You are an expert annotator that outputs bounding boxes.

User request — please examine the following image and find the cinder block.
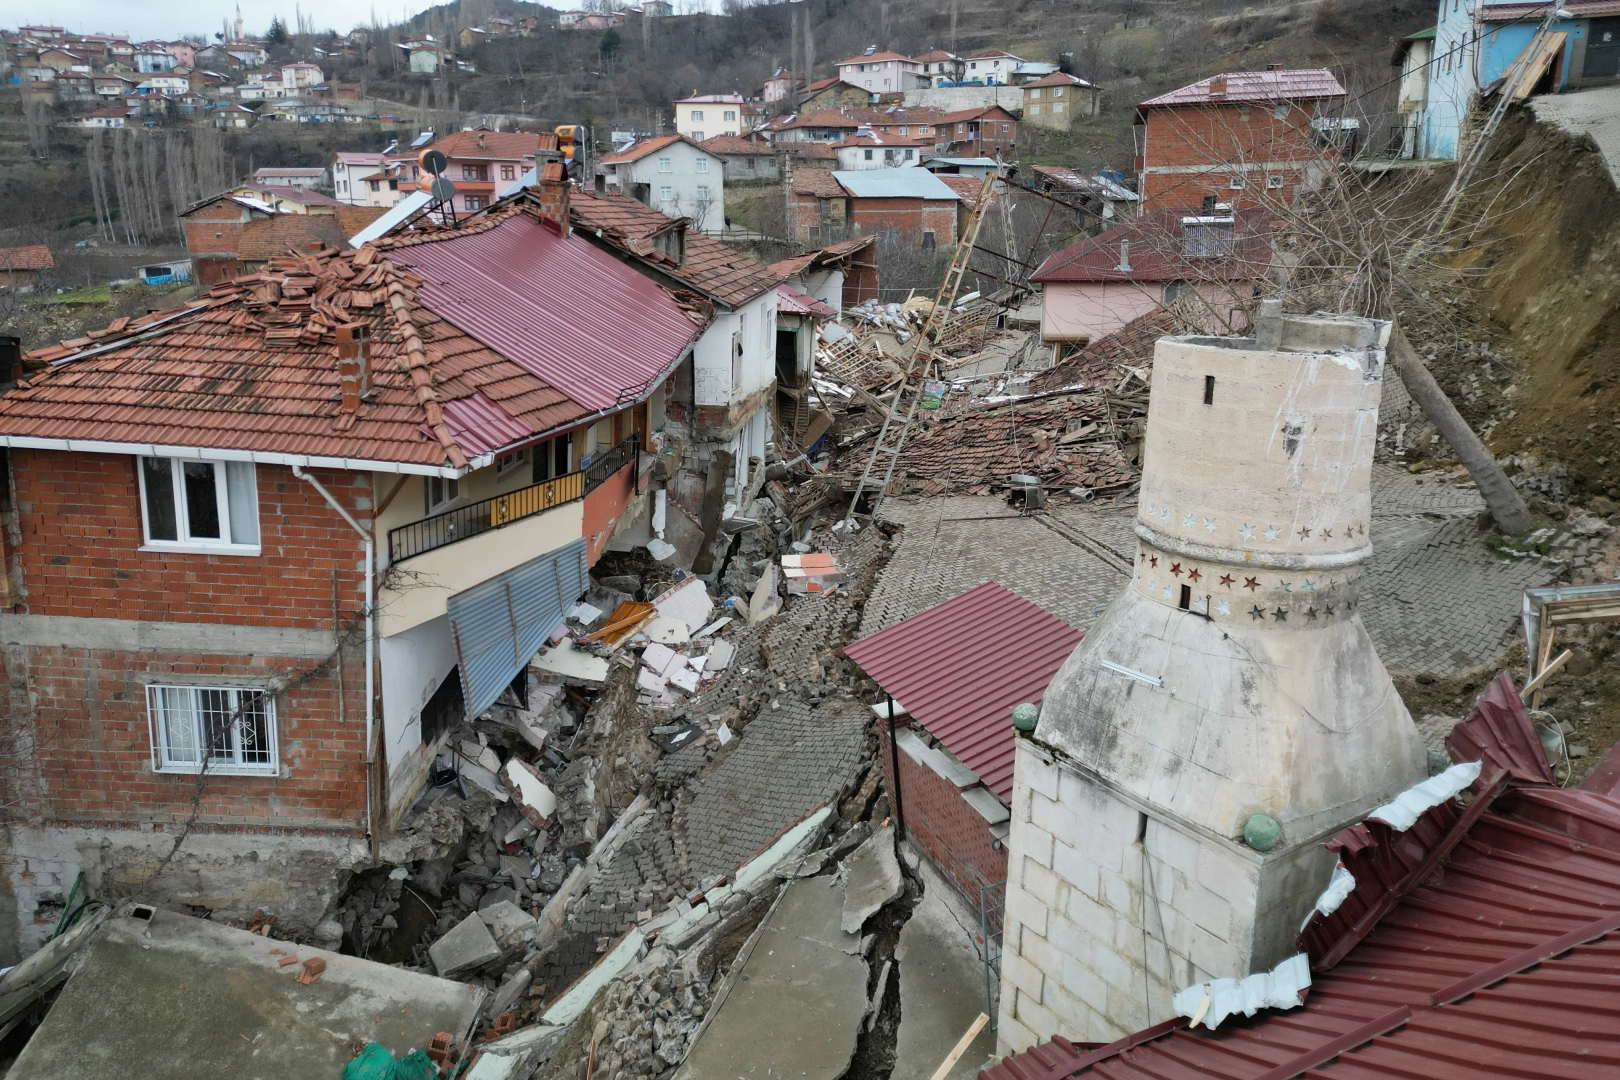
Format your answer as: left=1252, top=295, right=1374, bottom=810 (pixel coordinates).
left=1062, top=954, right=1105, bottom=1014
left=1022, top=856, right=1062, bottom=910
left=1020, top=927, right=1061, bottom=975
left=1065, top=888, right=1109, bottom=933
left=995, top=1010, right=1037, bottom=1058
left=1196, top=843, right=1258, bottom=900
left=1046, top=909, right=1090, bottom=965
left=1004, top=885, right=1048, bottom=940
left=1052, top=839, right=1099, bottom=899
left=1144, top=819, right=1200, bottom=877
left=1187, top=883, right=1237, bottom=943
left=1091, top=941, right=1138, bottom=996
left=1018, top=746, right=1059, bottom=799
left=1002, top=951, right=1046, bottom=1004
left=1029, top=791, right=1080, bottom=841
left=1019, top=826, right=1054, bottom=869
left=1013, top=987, right=1061, bottom=1042
left=1099, top=867, right=1134, bottom=915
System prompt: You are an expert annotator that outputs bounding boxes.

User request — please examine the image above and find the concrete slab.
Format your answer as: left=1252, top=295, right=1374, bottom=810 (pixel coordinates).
left=8, top=908, right=483, bottom=1080
left=891, top=866, right=998, bottom=1080
left=431, top=911, right=503, bottom=978
left=540, top=928, right=646, bottom=1027
left=1534, top=84, right=1620, bottom=189
left=842, top=822, right=903, bottom=934
left=676, top=879, right=869, bottom=1080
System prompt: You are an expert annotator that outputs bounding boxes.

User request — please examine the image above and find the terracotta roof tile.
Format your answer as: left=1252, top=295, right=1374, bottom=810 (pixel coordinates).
left=426, top=127, right=541, bottom=160
left=1139, top=67, right=1347, bottom=108
left=1031, top=207, right=1271, bottom=284
left=700, top=134, right=771, bottom=156
left=0, top=245, right=54, bottom=271
left=789, top=167, right=844, bottom=198
left=600, top=134, right=696, bottom=165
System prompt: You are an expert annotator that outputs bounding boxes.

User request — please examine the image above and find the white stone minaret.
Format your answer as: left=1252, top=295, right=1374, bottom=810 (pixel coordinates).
left=995, top=309, right=1426, bottom=1052
left=235, top=5, right=245, bottom=41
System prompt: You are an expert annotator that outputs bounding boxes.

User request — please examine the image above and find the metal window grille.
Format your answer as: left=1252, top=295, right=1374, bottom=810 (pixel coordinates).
left=147, top=684, right=276, bottom=774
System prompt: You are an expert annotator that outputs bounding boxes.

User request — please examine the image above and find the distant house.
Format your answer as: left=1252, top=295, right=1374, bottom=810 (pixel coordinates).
left=932, top=105, right=1019, bottom=158
left=674, top=93, right=748, bottom=141
left=418, top=127, right=540, bottom=215
left=768, top=109, right=863, bottom=144
left=912, top=49, right=964, bottom=87
left=1028, top=206, right=1270, bottom=346
left=333, top=151, right=387, bottom=205
left=788, top=167, right=961, bottom=247
left=76, top=106, right=131, bottom=129
left=133, top=45, right=176, bottom=73
left=832, top=133, right=927, bottom=171
left=1021, top=71, right=1102, bottom=129
left=834, top=48, right=925, bottom=93
left=640, top=0, right=674, bottom=16
left=227, top=184, right=347, bottom=214
left=596, top=134, right=725, bottom=233
left=281, top=62, right=325, bottom=90
left=0, top=245, right=54, bottom=290
left=701, top=134, right=780, bottom=183
left=1027, top=164, right=1139, bottom=220
left=960, top=48, right=1024, bottom=85
left=798, top=77, right=871, bottom=112
left=254, top=167, right=330, bottom=192
left=212, top=104, right=258, bottom=129
left=93, top=74, right=137, bottom=98
left=1393, top=28, right=1436, bottom=159
left=762, top=68, right=801, bottom=103
left=1134, top=68, right=1347, bottom=212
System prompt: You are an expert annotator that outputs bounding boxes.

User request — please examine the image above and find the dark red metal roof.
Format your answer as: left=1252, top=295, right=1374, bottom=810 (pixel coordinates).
left=439, top=392, right=533, bottom=456
left=981, top=677, right=1620, bottom=1080
left=383, top=213, right=704, bottom=412
left=843, top=582, right=1082, bottom=801
left=776, top=284, right=836, bottom=318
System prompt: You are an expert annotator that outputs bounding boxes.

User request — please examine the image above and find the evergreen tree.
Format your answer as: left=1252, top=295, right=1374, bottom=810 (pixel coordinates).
left=266, top=17, right=289, bottom=44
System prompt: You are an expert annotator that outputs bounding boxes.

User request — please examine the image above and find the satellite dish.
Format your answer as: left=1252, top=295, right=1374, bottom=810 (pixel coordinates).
left=431, top=176, right=457, bottom=202
left=420, top=149, right=448, bottom=176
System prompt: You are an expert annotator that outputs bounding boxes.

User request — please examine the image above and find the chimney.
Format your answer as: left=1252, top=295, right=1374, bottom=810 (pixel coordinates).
left=537, top=160, right=570, bottom=236
left=1114, top=240, right=1131, bottom=272
left=478, top=131, right=486, bottom=149
left=335, top=321, right=370, bottom=413
left=1208, top=74, right=1227, bottom=99
left=0, top=336, right=21, bottom=383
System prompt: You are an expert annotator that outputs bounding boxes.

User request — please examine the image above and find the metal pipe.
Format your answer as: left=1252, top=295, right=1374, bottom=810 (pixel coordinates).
left=886, top=693, right=906, bottom=841
left=292, top=465, right=377, bottom=840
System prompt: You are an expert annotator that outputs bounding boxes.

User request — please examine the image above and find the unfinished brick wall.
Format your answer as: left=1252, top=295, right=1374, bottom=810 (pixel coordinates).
left=848, top=197, right=960, bottom=247
left=1139, top=102, right=1325, bottom=213
left=9, top=449, right=369, bottom=626
left=182, top=202, right=250, bottom=285
left=877, top=718, right=1008, bottom=918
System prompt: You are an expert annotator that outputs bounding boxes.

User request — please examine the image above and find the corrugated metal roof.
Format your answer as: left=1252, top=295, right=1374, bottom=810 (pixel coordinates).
left=1139, top=68, right=1347, bottom=108
left=776, top=283, right=836, bottom=317
left=844, top=582, right=1082, bottom=800
left=440, top=392, right=533, bottom=456
left=383, top=213, right=703, bottom=411
left=832, top=168, right=961, bottom=201
left=1485, top=0, right=1620, bottom=15
left=980, top=680, right=1620, bottom=1080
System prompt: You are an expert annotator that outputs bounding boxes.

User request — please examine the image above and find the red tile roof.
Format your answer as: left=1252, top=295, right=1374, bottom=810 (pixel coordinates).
left=777, top=110, right=864, bottom=131
left=781, top=141, right=838, bottom=161
left=982, top=674, right=1620, bottom=1080
left=599, top=134, right=697, bottom=165
left=789, top=167, right=844, bottom=198
left=700, top=134, right=770, bottom=156
left=567, top=189, right=779, bottom=309
left=236, top=207, right=387, bottom=259
left=912, top=50, right=960, bottom=64
left=965, top=48, right=1022, bottom=59
left=844, top=582, right=1082, bottom=800
left=1021, top=71, right=1093, bottom=90
left=379, top=210, right=706, bottom=412
left=939, top=174, right=994, bottom=207
left=238, top=184, right=345, bottom=207
left=426, top=127, right=541, bottom=161
left=1030, top=207, right=1271, bottom=284
left=802, top=76, right=842, bottom=93
left=767, top=236, right=875, bottom=280
left=775, top=283, right=835, bottom=317
left=0, top=245, right=54, bottom=271
left=1139, top=67, right=1347, bottom=108
left=835, top=51, right=912, bottom=66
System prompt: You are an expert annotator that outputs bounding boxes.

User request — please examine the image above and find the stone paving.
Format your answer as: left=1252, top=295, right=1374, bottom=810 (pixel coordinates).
left=866, top=466, right=1557, bottom=677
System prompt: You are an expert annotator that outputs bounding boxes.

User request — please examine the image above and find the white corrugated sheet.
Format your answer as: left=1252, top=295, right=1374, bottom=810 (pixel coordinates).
left=1173, top=953, right=1311, bottom=1030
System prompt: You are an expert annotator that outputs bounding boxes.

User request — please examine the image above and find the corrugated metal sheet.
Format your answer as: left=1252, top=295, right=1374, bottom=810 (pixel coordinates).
left=448, top=538, right=588, bottom=719
left=1444, top=671, right=1557, bottom=785
left=385, top=214, right=702, bottom=411
left=1138, top=68, right=1347, bottom=108
left=776, top=284, right=837, bottom=317
left=440, top=392, right=534, bottom=456
left=832, top=168, right=961, bottom=201
left=979, top=685, right=1620, bottom=1080
left=843, top=582, right=1081, bottom=801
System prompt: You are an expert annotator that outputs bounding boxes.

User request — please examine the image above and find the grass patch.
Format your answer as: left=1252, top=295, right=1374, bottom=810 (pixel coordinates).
left=27, top=286, right=111, bottom=305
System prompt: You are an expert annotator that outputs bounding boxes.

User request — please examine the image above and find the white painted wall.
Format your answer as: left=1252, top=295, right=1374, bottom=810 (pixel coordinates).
left=691, top=289, right=777, bottom=410
left=1040, top=280, right=1254, bottom=344
left=379, top=612, right=456, bottom=812
left=608, top=140, right=725, bottom=233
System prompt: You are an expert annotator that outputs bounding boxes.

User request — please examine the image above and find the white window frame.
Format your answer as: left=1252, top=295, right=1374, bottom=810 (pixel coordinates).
left=657, top=156, right=672, bottom=172
left=696, top=184, right=710, bottom=200
left=425, top=474, right=460, bottom=513
left=695, top=157, right=709, bottom=173
left=137, top=456, right=260, bottom=556
left=1267, top=173, right=1286, bottom=189
left=1229, top=175, right=1247, bottom=189
left=495, top=446, right=527, bottom=476
left=146, top=683, right=279, bottom=775
left=660, top=185, right=674, bottom=201
left=690, top=109, right=704, bottom=122
left=723, top=110, right=735, bottom=121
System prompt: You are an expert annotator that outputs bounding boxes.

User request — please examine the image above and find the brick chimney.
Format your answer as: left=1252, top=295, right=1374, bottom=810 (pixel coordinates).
left=537, top=160, right=570, bottom=236
left=335, top=322, right=370, bottom=413
left=0, top=336, right=21, bottom=384
left=1208, top=74, right=1228, bottom=99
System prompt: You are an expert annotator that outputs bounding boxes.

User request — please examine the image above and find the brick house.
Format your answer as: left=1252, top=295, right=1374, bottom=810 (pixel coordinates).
left=788, top=167, right=961, bottom=248
left=845, top=583, right=1082, bottom=913
left=797, top=78, right=872, bottom=113
left=1134, top=68, right=1347, bottom=213
left=1021, top=71, right=1103, bottom=130
left=0, top=246, right=55, bottom=290
left=932, top=105, right=1019, bottom=158
left=0, top=178, right=700, bottom=962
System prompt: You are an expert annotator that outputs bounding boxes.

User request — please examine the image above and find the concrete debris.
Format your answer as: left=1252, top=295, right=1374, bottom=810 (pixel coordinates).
left=501, top=757, right=557, bottom=825
left=748, top=562, right=782, bottom=623
left=840, top=823, right=903, bottom=934
left=430, top=912, right=504, bottom=979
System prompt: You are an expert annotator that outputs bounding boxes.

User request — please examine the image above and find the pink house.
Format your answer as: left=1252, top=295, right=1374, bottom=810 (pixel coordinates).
left=1029, top=207, right=1271, bottom=345
left=164, top=41, right=196, bottom=67
left=834, top=49, right=924, bottom=93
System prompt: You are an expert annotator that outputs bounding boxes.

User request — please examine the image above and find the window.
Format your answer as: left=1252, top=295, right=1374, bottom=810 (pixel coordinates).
left=389, top=179, right=398, bottom=190
left=691, top=131, right=704, bottom=141
left=369, top=180, right=379, bottom=192
left=697, top=184, right=710, bottom=200
left=864, top=148, right=874, bottom=160
left=1053, top=87, right=1064, bottom=98
left=500, top=164, right=515, bottom=180
left=658, top=157, right=672, bottom=172
left=1054, top=102, right=1065, bottom=114
left=1229, top=175, right=1246, bottom=189
left=922, top=230, right=936, bottom=249
left=1267, top=174, right=1285, bottom=189
left=532, top=432, right=573, bottom=483
left=139, top=457, right=259, bottom=552
left=464, top=195, right=486, bottom=210
left=1204, top=375, right=1216, bottom=404
left=425, top=475, right=459, bottom=513
left=461, top=164, right=488, bottom=180
left=1030, top=88, right=1042, bottom=99
left=904, top=148, right=913, bottom=160
left=147, top=684, right=276, bottom=774
left=496, top=446, right=527, bottom=475
left=690, top=109, right=704, bottom=121
left=723, top=110, right=735, bottom=121
left=696, top=157, right=709, bottom=173
left=899, top=125, right=908, bottom=134
left=1273, top=104, right=1290, bottom=120
left=660, top=185, right=673, bottom=201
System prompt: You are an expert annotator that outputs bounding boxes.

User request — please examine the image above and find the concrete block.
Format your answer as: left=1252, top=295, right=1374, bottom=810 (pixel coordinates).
left=1020, top=827, right=1054, bottom=869
left=1019, top=748, right=1059, bottom=800
left=841, top=825, right=903, bottom=933
left=1189, top=924, right=1242, bottom=979
left=1012, top=988, right=1061, bottom=1043
left=1099, top=867, right=1133, bottom=915
left=995, top=1010, right=1037, bottom=1057
left=1196, top=844, right=1258, bottom=900
left=1091, top=941, right=1136, bottom=996
left=1064, top=956, right=1108, bottom=1015
left=1020, top=927, right=1060, bottom=975
left=429, top=912, right=502, bottom=979
left=1046, top=910, right=1089, bottom=965
left=1188, top=883, right=1236, bottom=943
left=1029, top=792, right=1079, bottom=842
left=1004, top=885, right=1047, bottom=940
left=1051, top=840, right=1099, bottom=900
left=1021, top=857, right=1061, bottom=909
left=1065, top=889, right=1109, bottom=933
left=1002, top=951, right=1046, bottom=1004
left=1144, top=820, right=1200, bottom=878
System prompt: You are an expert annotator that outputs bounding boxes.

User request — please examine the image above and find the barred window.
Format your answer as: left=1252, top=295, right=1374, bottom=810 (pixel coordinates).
left=147, top=684, right=277, bottom=774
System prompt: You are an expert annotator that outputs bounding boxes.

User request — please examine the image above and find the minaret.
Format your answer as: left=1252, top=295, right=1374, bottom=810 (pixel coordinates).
left=995, top=308, right=1426, bottom=1052
left=235, top=5, right=245, bottom=41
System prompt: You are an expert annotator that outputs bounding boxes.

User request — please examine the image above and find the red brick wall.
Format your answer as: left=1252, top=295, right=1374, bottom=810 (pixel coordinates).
left=10, top=449, right=368, bottom=627
left=183, top=202, right=248, bottom=260
left=848, top=197, right=959, bottom=247
left=1139, top=102, right=1326, bottom=213
left=877, top=718, right=1008, bottom=919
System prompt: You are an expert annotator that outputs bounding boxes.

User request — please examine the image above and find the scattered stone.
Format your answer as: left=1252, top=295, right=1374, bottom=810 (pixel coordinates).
left=429, top=912, right=503, bottom=979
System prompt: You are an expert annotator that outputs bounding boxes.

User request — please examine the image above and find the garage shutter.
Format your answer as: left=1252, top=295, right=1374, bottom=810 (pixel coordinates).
left=448, top=538, right=588, bottom=720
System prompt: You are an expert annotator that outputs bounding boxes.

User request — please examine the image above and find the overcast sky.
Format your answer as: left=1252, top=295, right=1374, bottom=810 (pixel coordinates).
left=8, top=0, right=442, bottom=42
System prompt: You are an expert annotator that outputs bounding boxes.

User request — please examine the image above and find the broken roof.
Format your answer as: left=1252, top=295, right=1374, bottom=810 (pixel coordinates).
left=699, top=133, right=770, bottom=155
left=984, top=672, right=1620, bottom=1079
left=832, top=168, right=959, bottom=200
left=236, top=205, right=387, bottom=258
left=1140, top=67, right=1347, bottom=108
left=776, top=282, right=836, bottom=317
left=0, top=244, right=53, bottom=271
left=568, top=189, right=780, bottom=308
left=790, top=167, right=846, bottom=198
left=845, top=582, right=1081, bottom=800
left=1030, top=207, right=1271, bottom=284
left=767, top=236, right=875, bottom=280
left=1021, top=71, right=1094, bottom=90
left=7, top=906, right=483, bottom=1079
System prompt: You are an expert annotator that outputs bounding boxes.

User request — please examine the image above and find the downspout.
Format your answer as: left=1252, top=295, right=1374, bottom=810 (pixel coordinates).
left=886, top=694, right=906, bottom=841
left=291, top=465, right=376, bottom=848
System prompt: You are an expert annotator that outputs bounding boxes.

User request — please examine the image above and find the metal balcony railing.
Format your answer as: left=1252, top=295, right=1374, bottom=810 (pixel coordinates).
left=583, top=433, right=639, bottom=495
left=388, top=469, right=585, bottom=563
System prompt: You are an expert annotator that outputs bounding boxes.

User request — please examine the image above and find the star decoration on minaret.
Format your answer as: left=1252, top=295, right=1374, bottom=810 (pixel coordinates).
left=1202, top=517, right=1218, bottom=532
left=1193, top=597, right=1208, bottom=614
left=1139, top=552, right=1147, bottom=562
left=1321, top=528, right=1333, bottom=540
left=1219, top=574, right=1235, bottom=587
left=1305, top=606, right=1319, bottom=619
left=1160, top=584, right=1173, bottom=600
left=1145, top=503, right=1155, bottom=517
left=1264, top=526, right=1282, bottom=542
left=1149, top=556, right=1158, bottom=568
left=1216, top=601, right=1232, bottom=616
left=1300, top=579, right=1314, bottom=592
left=1187, top=568, right=1202, bottom=582
left=1239, top=523, right=1256, bottom=541
left=1323, top=603, right=1336, bottom=616
left=1278, top=580, right=1292, bottom=592
left=1170, top=562, right=1183, bottom=576
left=1243, top=577, right=1260, bottom=591
left=1160, top=507, right=1172, bottom=521
left=1272, top=607, right=1288, bottom=622
left=1325, top=577, right=1337, bottom=589
left=1297, top=526, right=1313, bottom=540
left=1182, top=513, right=1197, bottom=528
left=1250, top=605, right=1266, bottom=620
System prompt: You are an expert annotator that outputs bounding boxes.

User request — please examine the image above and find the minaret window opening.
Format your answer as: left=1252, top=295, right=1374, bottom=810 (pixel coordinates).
left=1179, top=584, right=1192, bottom=609
left=1204, top=375, right=1215, bottom=405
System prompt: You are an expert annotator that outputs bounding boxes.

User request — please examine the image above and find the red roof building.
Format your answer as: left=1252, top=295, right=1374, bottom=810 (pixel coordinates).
left=418, top=127, right=541, bottom=216
left=1134, top=68, right=1347, bottom=213
left=983, top=672, right=1620, bottom=1078
left=846, top=583, right=1082, bottom=909
left=0, top=245, right=54, bottom=288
